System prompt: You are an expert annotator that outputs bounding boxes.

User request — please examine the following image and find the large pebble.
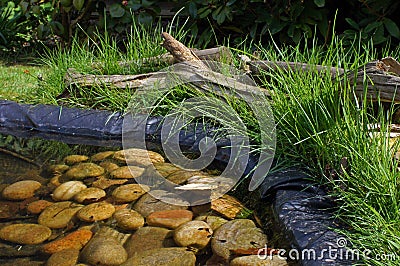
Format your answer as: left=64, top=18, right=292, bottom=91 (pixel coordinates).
left=211, top=219, right=268, bottom=260
left=112, top=184, right=149, bottom=203
left=2, top=180, right=42, bottom=200
left=91, top=151, right=115, bottom=162
left=99, top=161, right=120, bottom=173
left=38, top=201, right=83, bottom=229
left=64, top=163, right=105, bottom=180
left=195, top=215, right=228, bottom=231
left=77, top=202, right=115, bottom=222
left=211, top=194, right=247, bottom=219
left=147, top=209, right=193, bottom=229
left=230, top=255, right=289, bottom=266
left=124, top=226, right=175, bottom=256
left=73, top=187, right=106, bottom=204
left=167, top=170, right=205, bottom=185
left=174, top=220, right=213, bottom=249
left=92, top=176, right=128, bottom=189
left=110, top=166, right=144, bottom=179
left=113, top=209, right=144, bottom=230
left=113, top=148, right=164, bottom=166
left=64, top=154, right=89, bottom=165
left=27, top=200, right=53, bottom=214
left=47, top=164, right=70, bottom=174
left=133, top=190, right=188, bottom=217
left=153, top=162, right=182, bottom=177
left=46, top=248, right=80, bottom=266
left=52, top=181, right=87, bottom=201
left=80, top=235, right=128, bottom=266
left=0, top=223, right=51, bottom=244
left=121, top=247, right=196, bottom=266
left=42, top=229, right=93, bottom=254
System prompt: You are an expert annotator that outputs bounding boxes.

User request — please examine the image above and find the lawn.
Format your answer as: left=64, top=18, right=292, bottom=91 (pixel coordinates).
left=0, top=24, right=400, bottom=265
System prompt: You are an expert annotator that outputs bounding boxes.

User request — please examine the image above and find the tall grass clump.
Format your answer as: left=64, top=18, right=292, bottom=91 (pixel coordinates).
left=37, top=14, right=193, bottom=110
left=253, top=35, right=400, bottom=265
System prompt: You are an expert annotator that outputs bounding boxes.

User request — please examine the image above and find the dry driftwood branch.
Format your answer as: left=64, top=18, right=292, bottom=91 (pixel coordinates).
left=114, top=46, right=233, bottom=69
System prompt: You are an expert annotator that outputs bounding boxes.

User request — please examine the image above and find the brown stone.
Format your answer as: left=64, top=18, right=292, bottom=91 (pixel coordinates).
left=99, top=161, right=120, bottom=173
left=2, top=180, right=42, bottom=201
left=113, top=208, right=144, bottom=230
left=110, top=166, right=145, bottom=179
left=147, top=209, right=193, bottom=229
left=38, top=201, right=83, bottom=229
left=230, top=255, right=289, bottom=266
left=73, top=187, right=106, bottom=204
left=113, top=148, right=164, bottom=166
left=211, top=194, right=247, bottom=219
left=64, top=163, right=105, bottom=180
left=111, top=184, right=150, bottom=203
left=77, top=202, right=115, bottom=222
left=91, top=151, right=115, bottom=162
left=46, top=248, right=80, bottom=266
left=91, top=176, right=128, bottom=190
left=0, top=223, right=52, bottom=245
left=27, top=200, right=53, bottom=214
left=63, top=155, right=89, bottom=165
left=121, top=247, right=196, bottom=266
left=42, top=229, right=93, bottom=254
left=174, top=220, right=213, bottom=249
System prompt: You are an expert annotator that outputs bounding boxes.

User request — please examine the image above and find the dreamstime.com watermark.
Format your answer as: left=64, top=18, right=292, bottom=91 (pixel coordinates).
left=257, top=237, right=398, bottom=262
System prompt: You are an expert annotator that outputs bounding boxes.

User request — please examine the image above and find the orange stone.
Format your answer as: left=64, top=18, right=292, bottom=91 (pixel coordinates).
left=27, top=200, right=53, bottom=214
left=211, top=194, right=246, bottom=219
left=146, top=210, right=193, bottom=229
left=42, top=229, right=93, bottom=254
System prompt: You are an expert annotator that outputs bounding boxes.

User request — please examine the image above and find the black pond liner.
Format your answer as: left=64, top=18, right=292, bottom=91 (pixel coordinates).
left=0, top=100, right=355, bottom=265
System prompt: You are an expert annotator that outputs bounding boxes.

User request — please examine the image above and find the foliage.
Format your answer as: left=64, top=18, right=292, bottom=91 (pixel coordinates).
left=0, top=0, right=29, bottom=50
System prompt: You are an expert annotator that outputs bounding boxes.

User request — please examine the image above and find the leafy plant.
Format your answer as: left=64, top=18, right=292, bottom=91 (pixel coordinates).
left=0, top=1, right=29, bottom=50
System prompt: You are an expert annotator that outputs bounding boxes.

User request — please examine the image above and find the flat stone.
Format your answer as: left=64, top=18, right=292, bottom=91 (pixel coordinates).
left=47, top=164, right=70, bottom=174
left=64, top=155, right=89, bottom=165
left=80, top=234, right=128, bottom=266
left=64, top=163, right=105, bottom=180
left=110, top=166, right=145, bottom=179
left=124, top=226, right=175, bottom=256
left=42, top=229, right=93, bottom=254
left=174, top=220, right=213, bottom=249
left=91, top=176, right=128, bottom=190
left=153, top=162, right=182, bottom=177
left=113, top=208, right=144, bottom=230
left=0, top=223, right=51, bottom=244
left=113, top=148, right=164, bottom=166
left=211, top=219, right=268, bottom=260
left=26, top=199, right=53, bottom=214
left=230, top=255, right=288, bottom=266
left=99, top=161, right=120, bottom=173
left=166, top=170, right=205, bottom=185
left=52, top=181, right=87, bottom=201
left=91, top=151, right=115, bottom=162
left=112, top=184, right=150, bottom=203
left=38, top=201, right=83, bottom=229
left=77, top=202, right=115, bottom=222
left=73, top=187, right=106, bottom=204
left=121, top=247, right=196, bottom=266
left=147, top=209, right=193, bottom=229
left=2, top=180, right=42, bottom=201
left=46, top=248, right=80, bottom=266
left=133, top=190, right=188, bottom=217
left=211, top=194, right=247, bottom=219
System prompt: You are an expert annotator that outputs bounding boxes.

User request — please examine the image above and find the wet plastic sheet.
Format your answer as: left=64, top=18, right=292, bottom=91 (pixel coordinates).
left=0, top=100, right=354, bottom=265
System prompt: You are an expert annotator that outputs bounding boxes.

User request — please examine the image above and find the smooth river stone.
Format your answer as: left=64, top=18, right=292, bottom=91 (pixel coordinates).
left=52, top=181, right=87, bottom=201
left=211, top=194, right=247, bottom=219
left=113, top=209, right=144, bottom=230
left=46, top=248, right=80, bottom=266
left=121, top=247, right=196, bottom=266
left=133, top=190, right=189, bottom=217
left=146, top=209, right=193, bottom=229
left=113, top=148, right=165, bottom=166
left=124, top=226, right=176, bottom=256
left=230, top=255, right=289, bottom=266
left=63, top=163, right=105, bottom=180
left=166, top=170, right=205, bottom=185
left=26, top=199, right=53, bottom=214
left=42, top=229, right=93, bottom=254
left=2, top=180, right=42, bottom=200
left=111, top=184, right=150, bottom=203
left=38, top=201, right=83, bottom=229
left=91, top=176, right=128, bottom=190
left=47, top=164, right=70, bottom=174
left=153, top=162, right=182, bottom=177
left=0, top=223, right=51, bottom=244
left=63, top=155, right=89, bottom=165
left=77, top=202, right=115, bottom=222
left=91, top=151, right=115, bottom=162
left=195, top=215, right=228, bottom=231
left=211, top=219, right=268, bottom=260
left=174, top=220, right=213, bottom=249
left=99, top=161, right=120, bottom=173
left=110, top=166, right=145, bottom=179
left=73, top=187, right=106, bottom=204
left=80, top=234, right=128, bottom=266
